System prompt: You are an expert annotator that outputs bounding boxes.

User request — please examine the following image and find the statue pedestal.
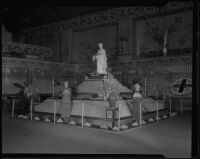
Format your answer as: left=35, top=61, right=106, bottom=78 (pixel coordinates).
left=33, top=98, right=133, bottom=128
left=87, top=73, right=108, bottom=80
left=33, top=72, right=134, bottom=128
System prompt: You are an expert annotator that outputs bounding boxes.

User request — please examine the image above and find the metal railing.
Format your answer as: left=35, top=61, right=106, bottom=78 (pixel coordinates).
left=8, top=95, right=186, bottom=131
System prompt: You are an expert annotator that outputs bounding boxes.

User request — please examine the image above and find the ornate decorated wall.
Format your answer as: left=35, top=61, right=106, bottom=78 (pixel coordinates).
left=2, top=24, right=12, bottom=42
left=2, top=41, right=53, bottom=60
left=2, top=54, right=192, bottom=110
left=71, top=23, right=118, bottom=63
left=2, top=57, right=80, bottom=95
left=21, top=1, right=193, bottom=62
left=2, top=24, right=53, bottom=61
left=135, top=10, right=192, bottom=57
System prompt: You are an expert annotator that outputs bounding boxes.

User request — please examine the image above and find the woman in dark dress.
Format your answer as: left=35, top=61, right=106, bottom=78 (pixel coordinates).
left=59, top=80, right=72, bottom=123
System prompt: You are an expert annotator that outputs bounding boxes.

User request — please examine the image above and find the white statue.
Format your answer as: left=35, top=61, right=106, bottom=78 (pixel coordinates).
left=93, top=43, right=107, bottom=74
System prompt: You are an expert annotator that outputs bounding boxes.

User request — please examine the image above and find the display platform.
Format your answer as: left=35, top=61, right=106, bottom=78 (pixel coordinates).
left=13, top=104, right=177, bottom=132
left=33, top=97, right=167, bottom=128
left=75, top=73, right=132, bottom=97
left=33, top=98, right=133, bottom=127
left=33, top=73, right=169, bottom=129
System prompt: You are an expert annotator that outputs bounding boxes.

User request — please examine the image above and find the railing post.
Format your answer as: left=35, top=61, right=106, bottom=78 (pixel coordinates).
left=169, top=96, right=172, bottom=118
left=54, top=100, right=56, bottom=124
left=180, top=97, right=183, bottom=115
left=118, top=104, right=120, bottom=132
left=163, top=94, right=166, bottom=109
left=30, top=98, right=33, bottom=120
left=6, top=96, right=8, bottom=113
left=12, top=98, right=15, bottom=118
left=81, top=102, right=84, bottom=127
left=156, top=100, right=159, bottom=122
left=139, top=100, right=142, bottom=126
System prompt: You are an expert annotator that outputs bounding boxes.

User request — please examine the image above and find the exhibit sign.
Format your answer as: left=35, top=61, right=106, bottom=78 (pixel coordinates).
left=171, top=78, right=192, bottom=95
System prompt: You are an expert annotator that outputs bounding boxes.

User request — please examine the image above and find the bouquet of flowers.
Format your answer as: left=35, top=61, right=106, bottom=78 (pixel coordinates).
left=24, top=83, right=39, bottom=100
left=98, top=73, right=120, bottom=107
left=98, top=82, right=110, bottom=100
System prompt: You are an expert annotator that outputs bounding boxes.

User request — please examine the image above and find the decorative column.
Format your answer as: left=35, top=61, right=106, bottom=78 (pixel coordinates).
left=132, top=21, right=137, bottom=59
left=52, top=32, right=60, bottom=62
left=118, top=16, right=132, bottom=61
left=119, top=16, right=132, bottom=54
left=68, top=29, right=73, bottom=63
left=60, top=30, right=71, bottom=63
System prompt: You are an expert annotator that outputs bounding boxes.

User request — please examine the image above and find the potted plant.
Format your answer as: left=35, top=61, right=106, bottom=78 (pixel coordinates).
left=107, top=88, right=120, bottom=107
left=98, top=73, right=120, bottom=107
left=24, top=82, right=40, bottom=102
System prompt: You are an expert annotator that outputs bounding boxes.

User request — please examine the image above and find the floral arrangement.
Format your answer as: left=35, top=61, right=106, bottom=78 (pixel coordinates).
left=98, top=73, right=121, bottom=107
left=144, top=14, right=176, bottom=55
left=24, top=83, right=39, bottom=100
left=152, top=85, right=171, bottom=100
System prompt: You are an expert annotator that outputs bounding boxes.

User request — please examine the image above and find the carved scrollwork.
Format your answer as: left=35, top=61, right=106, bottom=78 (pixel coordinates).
left=23, top=2, right=190, bottom=39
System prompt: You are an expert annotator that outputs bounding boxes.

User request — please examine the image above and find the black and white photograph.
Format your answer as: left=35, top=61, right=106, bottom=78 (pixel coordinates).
left=2, top=0, right=199, bottom=158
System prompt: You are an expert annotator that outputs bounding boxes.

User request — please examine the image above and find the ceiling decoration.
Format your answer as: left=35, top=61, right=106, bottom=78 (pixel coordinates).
left=3, top=6, right=115, bottom=33
left=2, top=0, right=171, bottom=33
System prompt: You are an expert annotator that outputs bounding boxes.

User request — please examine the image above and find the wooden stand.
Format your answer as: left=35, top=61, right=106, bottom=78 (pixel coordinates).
left=106, top=107, right=119, bottom=128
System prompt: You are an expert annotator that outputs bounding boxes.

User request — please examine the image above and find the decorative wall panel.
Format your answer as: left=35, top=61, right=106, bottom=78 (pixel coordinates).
left=135, top=11, right=192, bottom=56
left=18, top=2, right=193, bottom=63
left=2, top=57, right=79, bottom=95
left=119, top=17, right=132, bottom=55
left=2, top=55, right=192, bottom=96
left=71, top=24, right=118, bottom=63
left=22, top=2, right=192, bottom=44
left=2, top=41, right=53, bottom=59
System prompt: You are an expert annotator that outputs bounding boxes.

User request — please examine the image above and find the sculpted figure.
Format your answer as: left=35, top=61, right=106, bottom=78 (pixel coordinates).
left=93, top=43, right=107, bottom=74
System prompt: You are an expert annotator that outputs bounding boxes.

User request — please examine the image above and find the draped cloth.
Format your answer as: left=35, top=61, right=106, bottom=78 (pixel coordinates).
left=95, top=48, right=107, bottom=74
